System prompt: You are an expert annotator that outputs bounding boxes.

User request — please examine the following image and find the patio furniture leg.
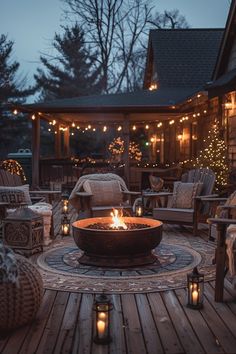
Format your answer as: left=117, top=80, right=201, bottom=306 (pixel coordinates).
left=215, top=223, right=227, bottom=302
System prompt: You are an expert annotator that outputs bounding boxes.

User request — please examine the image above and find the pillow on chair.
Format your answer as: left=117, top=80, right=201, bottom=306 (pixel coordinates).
left=83, top=180, right=123, bottom=206
left=0, top=185, right=31, bottom=205
left=172, top=182, right=203, bottom=209
left=0, top=189, right=26, bottom=204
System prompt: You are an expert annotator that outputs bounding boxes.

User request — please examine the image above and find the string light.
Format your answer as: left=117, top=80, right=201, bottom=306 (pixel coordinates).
left=132, top=125, right=136, bottom=131
left=72, top=122, right=75, bottom=127
left=31, top=114, right=36, bottom=120
left=169, top=120, right=175, bottom=125
left=117, top=126, right=122, bottom=131
left=103, top=126, right=107, bottom=132
left=157, top=122, right=162, bottom=128
left=13, top=109, right=18, bottom=115
left=145, top=124, right=149, bottom=130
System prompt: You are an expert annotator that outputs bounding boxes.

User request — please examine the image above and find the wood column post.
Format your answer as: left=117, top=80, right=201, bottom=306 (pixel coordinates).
left=32, top=114, right=40, bottom=188
left=123, top=116, right=130, bottom=188
left=55, top=124, right=61, bottom=158
left=63, top=127, right=70, bottom=157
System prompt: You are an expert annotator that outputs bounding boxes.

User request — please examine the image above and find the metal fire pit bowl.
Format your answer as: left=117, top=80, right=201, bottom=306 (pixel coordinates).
left=72, top=217, right=163, bottom=267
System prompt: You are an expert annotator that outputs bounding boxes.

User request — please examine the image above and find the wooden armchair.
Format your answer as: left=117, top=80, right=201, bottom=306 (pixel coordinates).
left=69, top=173, right=140, bottom=217
left=208, top=217, right=236, bottom=302
left=152, top=168, right=216, bottom=236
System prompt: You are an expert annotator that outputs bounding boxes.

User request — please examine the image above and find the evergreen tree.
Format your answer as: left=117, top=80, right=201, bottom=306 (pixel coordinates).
left=34, top=24, right=103, bottom=101
left=191, top=123, right=228, bottom=190
left=0, top=34, right=33, bottom=158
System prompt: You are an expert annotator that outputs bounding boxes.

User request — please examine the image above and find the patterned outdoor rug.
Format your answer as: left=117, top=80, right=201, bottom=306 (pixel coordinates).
left=35, top=230, right=216, bottom=294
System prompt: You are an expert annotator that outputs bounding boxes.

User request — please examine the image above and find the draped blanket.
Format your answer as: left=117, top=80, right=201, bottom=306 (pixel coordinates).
left=226, top=224, right=236, bottom=279
left=69, top=173, right=128, bottom=210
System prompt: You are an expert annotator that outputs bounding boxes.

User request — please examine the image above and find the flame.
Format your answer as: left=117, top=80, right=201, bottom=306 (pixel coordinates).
left=110, top=209, right=128, bottom=229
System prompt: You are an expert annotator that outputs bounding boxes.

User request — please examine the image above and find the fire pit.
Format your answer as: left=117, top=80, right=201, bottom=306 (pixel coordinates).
left=72, top=212, right=162, bottom=267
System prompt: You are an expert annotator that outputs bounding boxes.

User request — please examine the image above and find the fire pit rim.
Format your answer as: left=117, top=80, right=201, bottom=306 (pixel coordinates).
left=72, top=216, right=162, bottom=233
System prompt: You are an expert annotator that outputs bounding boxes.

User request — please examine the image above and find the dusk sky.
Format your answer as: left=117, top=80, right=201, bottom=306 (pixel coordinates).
left=0, top=0, right=231, bottom=88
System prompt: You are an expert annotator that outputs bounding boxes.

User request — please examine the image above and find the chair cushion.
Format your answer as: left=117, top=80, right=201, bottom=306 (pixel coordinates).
left=83, top=180, right=123, bottom=206
left=172, top=182, right=202, bottom=209
left=0, top=185, right=31, bottom=205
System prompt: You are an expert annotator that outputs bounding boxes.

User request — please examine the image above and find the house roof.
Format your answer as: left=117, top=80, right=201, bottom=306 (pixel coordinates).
left=148, top=28, right=224, bottom=89
left=207, top=68, right=236, bottom=97
left=22, top=87, right=199, bottom=114
left=212, top=0, right=236, bottom=80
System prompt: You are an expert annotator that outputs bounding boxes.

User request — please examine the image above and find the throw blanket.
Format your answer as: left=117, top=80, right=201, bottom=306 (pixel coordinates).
left=69, top=173, right=128, bottom=210
left=226, top=224, right=236, bottom=279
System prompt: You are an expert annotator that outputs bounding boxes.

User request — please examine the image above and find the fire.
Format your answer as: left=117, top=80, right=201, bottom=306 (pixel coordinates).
left=110, top=209, right=128, bottom=230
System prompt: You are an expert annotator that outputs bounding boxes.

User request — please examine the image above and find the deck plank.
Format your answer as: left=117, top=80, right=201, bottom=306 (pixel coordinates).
left=72, top=293, right=94, bottom=354
left=53, top=292, right=82, bottom=354
left=136, top=293, right=164, bottom=354
left=162, top=290, right=205, bottom=354
left=35, top=291, right=70, bottom=354
left=199, top=293, right=236, bottom=354
left=109, top=294, right=127, bottom=354
left=19, top=289, right=57, bottom=354
left=121, top=294, right=147, bottom=354
left=175, top=288, right=224, bottom=354
left=204, top=283, right=236, bottom=338
left=147, top=292, right=184, bottom=354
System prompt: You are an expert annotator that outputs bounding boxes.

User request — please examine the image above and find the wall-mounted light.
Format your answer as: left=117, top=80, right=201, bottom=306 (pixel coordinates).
left=177, top=134, right=183, bottom=141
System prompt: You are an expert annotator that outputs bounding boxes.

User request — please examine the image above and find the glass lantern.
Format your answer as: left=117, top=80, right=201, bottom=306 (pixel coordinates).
left=61, top=214, right=70, bottom=236
left=61, top=193, right=69, bottom=214
left=187, top=267, right=204, bottom=309
left=135, top=200, right=144, bottom=217
left=93, top=294, right=113, bottom=345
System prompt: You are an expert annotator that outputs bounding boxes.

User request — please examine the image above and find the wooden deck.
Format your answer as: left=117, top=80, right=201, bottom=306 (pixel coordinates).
left=1, top=202, right=236, bottom=354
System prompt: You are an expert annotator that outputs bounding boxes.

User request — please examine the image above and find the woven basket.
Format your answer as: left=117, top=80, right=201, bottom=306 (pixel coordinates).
left=0, top=255, right=43, bottom=331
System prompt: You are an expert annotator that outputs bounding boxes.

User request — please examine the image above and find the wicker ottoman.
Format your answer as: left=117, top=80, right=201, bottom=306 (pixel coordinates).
left=0, top=254, right=43, bottom=332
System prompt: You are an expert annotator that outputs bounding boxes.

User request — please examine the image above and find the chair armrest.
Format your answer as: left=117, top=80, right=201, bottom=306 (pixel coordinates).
left=30, top=190, right=61, bottom=203
left=122, top=191, right=141, bottom=196
left=195, top=194, right=219, bottom=200
left=207, top=218, right=236, bottom=226
left=220, top=205, right=236, bottom=210
left=30, top=196, right=45, bottom=204
left=75, top=191, right=93, bottom=212
left=76, top=192, right=93, bottom=197
left=196, top=197, right=226, bottom=202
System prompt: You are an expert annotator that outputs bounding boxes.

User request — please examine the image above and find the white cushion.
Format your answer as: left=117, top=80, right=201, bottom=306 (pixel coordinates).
left=172, top=182, right=202, bottom=209
left=0, top=185, right=31, bottom=205
left=83, top=180, right=123, bottom=206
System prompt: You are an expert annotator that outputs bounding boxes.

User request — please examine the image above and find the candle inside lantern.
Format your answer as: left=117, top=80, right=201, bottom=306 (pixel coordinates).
left=192, top=289, right=198, bottom=305
left=136, top=206, right=142, bottom=216
left=98, top=312, right=107, bottom=321
left=63, top=225, right=69, bottom=235
left=97, top=320, right=106, bottom=338
left=63, top=204, right=68, bottom=213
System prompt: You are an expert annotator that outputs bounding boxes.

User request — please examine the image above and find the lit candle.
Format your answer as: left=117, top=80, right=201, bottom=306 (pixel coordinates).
left=192, top=290, right=198, bottom=306
left=137, top=207, right=142, bottom=216
left=98, top=312, right=107, bottom=321
left=97, top=320, right=106, bottom=338
left=63, top=204, right=68, bottom=213
left=63, top=225, right=69, bottom=235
